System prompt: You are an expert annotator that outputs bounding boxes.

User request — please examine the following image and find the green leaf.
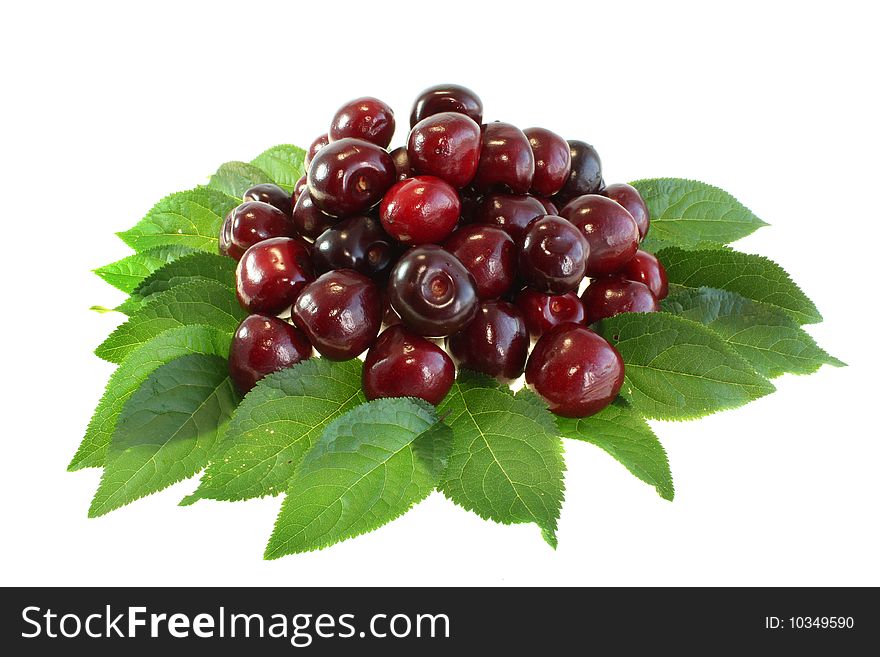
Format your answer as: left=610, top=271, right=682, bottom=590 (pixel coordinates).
left=88, top=354, right=238, bottom=517
left=250, top=144, right=306, bottom=191
left=264, top=398, right=449, bottom=558
left=658, top=246, right=822, bottom=325
left=438, top=375, right=565, bottom=547
left=557, top=399, right=674, bottom=501
left=596, top=312, right=775, bottom=420
left=117, top=187, right=238, bottom=254
left=207, top=161, right=275, bottom=197
left=662, top=287, right=844, bottom=378
left=185, top=358, right=365, bottom=504
left=70, top=325, right=232, bottom=471
left=631, top=178, right=768, bottom=251
left=95, top=279, right=245, bottom=364
left=93, top=245, right=195, bottom=293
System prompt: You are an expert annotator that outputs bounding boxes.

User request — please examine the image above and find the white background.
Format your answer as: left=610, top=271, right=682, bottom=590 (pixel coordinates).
left=1, top=0, right=877, bottom=587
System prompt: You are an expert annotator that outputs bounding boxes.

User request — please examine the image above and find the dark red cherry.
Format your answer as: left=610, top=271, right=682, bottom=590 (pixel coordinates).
left=219, top=209, right=238, bottom=259
left=220, top=201, right=296, bottom=261
left=228, top=314, right=312, bottom=395
left=525, top=323, right=624, bottom=417
left=307, top=138, right=396, bottom=217
left=472, top=122, right=535, bottom=194
left=581, top=277, right=659, bottom=324
left=561, top=194, right=640, bottom=275
left=515, top=289, right=586, bottom=337
left=236, top=237, right=314, bottom=314
left=329, top=97, right=396, bottom=149
left=291, top=269, right=381, bottom=360
left=388, top=245, right=478, bottom=337
left=447, top=300, right=529, bottom=382
left=524, top=127, right=571, bottom=197
left=293, top=175, right=308, bottom=203
left=473, top=193, right=546, bottom=242
left=379, top=175, right=460, bottom=245
left=312, top=215, right=397, bottom=279
left=243, top=183, right=292, bottom=218
left=555, top=140, right=603, bottom=204
left=519, top=215, right=589, bottom=294
left=442, top=225, right=516, bottom=299
left=362, top=325, right=455, bottom=405
left=618, top=250, right=668, bottom=299
left=604, top=182, right=650, bottom=240
left=305, top=133, right=330, bottom=168
left=537, top=198, right=558, bottom=215
left=292, top=187, right=336, bottom=240
left=408, top=112, right=482, bottom=188
left=410, top=84, right=483, bottom=127
left=390, top=146, right=412, bottom=181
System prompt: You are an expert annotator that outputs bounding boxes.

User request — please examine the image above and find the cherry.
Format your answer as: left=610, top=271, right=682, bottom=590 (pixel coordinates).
left=236, top=237, right=314, bottom=314
left=447, top=300, right=529, bottom=382
left=312, top=215, right=397, bottom=279
left=307, top=138, right=396, bottom=217
left=362, top=325, right=455, bottom=405
left=291, top=269, right=381, bottom=360
left=329, top=96, right=396, bottom=149
left=243, top=183, right=292, bottom=218
left=293, top=175, right=308, bottom=202
left=524, top=127, right=571, bottom=197
left=618, top=250, right=668, bottom=299
left=219, top=201, right=296, bottom=260
left=410, top=84, right=483, bottom=127
left=408, top=112, right=482, bottom=188
left=472, top=122, right=535, bottom=194
left=519, top=215, right=589, bottom=294
left=581, top=277, right=659, bottom=324
left=292, top=187, right=336, bottom=240
left=604, top=182, right=650, bottom=240
left=388, top=245, right=478, bottom=336
left=390, top=146, right=411, bottom=180
left=515, top=289, right=586, bottom=337
left=525, top=323, right=624, bottom=417
left=228, top=314, right=312, bottom=395
left=538, top=197, right=559, bottom=216
left=473, top=193, right=546, bottom=242
left=555, top=140, right=603, bottom=204
left=305, top=133, right=330, bottom=168
left=443, top=225, right=516, bottom=299
left=560, top=194, right=640, bottom=275
left=379, top=175, right=460, bottom=245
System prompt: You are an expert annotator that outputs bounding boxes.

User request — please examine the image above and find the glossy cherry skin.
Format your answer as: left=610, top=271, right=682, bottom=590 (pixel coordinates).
left=442, top=225, right=516, bottom=299
left=291, top=269, right=381, bottom=360
left=581, top=277, right=659, bottom=324
left=390, top=146, right=411, bottom=180
left=304, top=133, right=330, bottom=168
left=307, top=138, right=396, bottom=217
left=329, top=96, right=396, bottom=149
left=473, top=193, right=546, bottom=242
left=244, top=183, right=292, bottom=218
left=538, top=198, right=559, bottom=215
left=228, top=314, right=312, bottom=395
left=618, top=250, right=668, bottom=299
left=525, top=323, right=624, bottom=417
left=362, top=325, right=455, bottom=405
left=408, top=112, right=482, bottom=188
left=519, top=215, right=589, bottom=294
left=561, top=194, right=640, bottom=275
left=293, top=175, right=308, bottom=202
left=312, top=215, right=397, bottom=279
left=220, top=201, right=296, bottom=260
left=555, top=140, right=603, bottom=204
left=236, top=237, right=314, bottom=314
left=410, top=84, right=483, bottom=127
left=388, top=245, right=478, bottom=337
left=515, top=289, right=586, bottom=337
left=524, top=127, right=571, bottom=197
left=292, top=187, right=336, bottom=240
left=604, top=182, right=650, bottom=240
left=472, top=123, right=535, bottom=194
left=379, top=175, right=460, bottom=244
left=447, top=300, right=529, bottom=382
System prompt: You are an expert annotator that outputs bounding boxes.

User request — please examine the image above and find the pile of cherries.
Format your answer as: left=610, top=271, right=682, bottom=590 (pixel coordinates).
left=220, top=85, right=668, bottom=418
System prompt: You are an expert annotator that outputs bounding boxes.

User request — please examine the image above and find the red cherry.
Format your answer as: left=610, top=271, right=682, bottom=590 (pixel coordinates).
left=235, top=237, right=314, bottom=314
left=329, top=97, right=396, bottom=149
left=514, top=289, right=586, bottom=337
left=618, top=250, right=668, bottom=299
left=581, top=276, right=659, bottom=324
left=604, top=182, right=650, bottom=240
left=447, top=300, right=529, bottom=382
left=524, top=127, right=572, bottom=197
left=379, top=176, right=461, bottom=245
left=408, top=112, right=482, bottom=188
left=228, top=315, right=312, bottom=395
left=472, top=122, right=535, bottom=194
left=442, top=225, right=517, bottom=299
left=561, top=194, right=640, bottom=275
